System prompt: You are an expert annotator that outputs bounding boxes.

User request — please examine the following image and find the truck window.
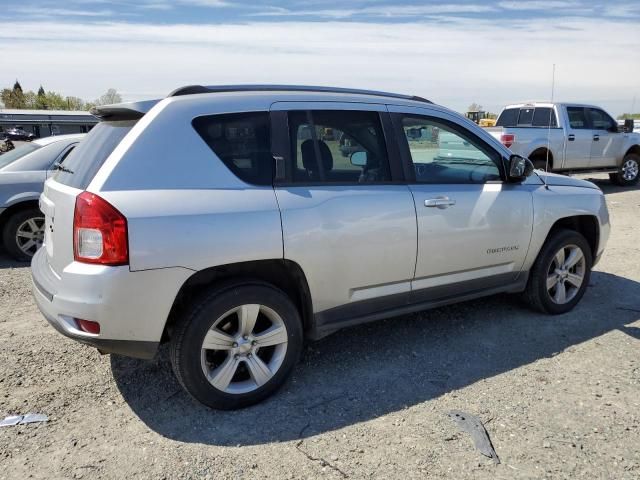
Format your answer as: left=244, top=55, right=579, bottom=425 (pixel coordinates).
left=566, top=107, right=588, bottom=130
left=517, top=108, right=534, bottom=126
left=531, top=108, right=558, bottom=127
left=589, top=108, right=616, bottom=131
left=495, top=108, right=518, bottom=127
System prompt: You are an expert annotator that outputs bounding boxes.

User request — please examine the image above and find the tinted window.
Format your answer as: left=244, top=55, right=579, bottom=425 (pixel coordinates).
left=4, top=141, right=73, bottom=172
left=288, top=110, right=391, bottom=184
left=193, top=112, right=272, bottom=185
left=517, top=108, right=534, bottom=126
left=0, top=143, right=40, bottom=169
left=54, top=121, right=136, bottom=189
left=495, top=108, right=518, bottom=127
left=589, top=108, right=616, bottom=130
left=567, top=107, right=588, bottom=129
left=532, top=107, right=558, bottom=127
left=401, top=115, right=501, bottom=184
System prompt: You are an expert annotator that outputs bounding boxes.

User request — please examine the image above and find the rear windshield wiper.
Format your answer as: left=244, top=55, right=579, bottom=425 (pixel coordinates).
left=52, top=162, right=74, bottom=174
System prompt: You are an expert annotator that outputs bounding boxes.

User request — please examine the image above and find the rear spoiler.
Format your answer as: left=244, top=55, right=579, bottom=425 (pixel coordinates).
left=90, top=99, right=159, bottom=120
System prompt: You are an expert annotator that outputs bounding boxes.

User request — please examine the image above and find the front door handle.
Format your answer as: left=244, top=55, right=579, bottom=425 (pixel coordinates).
left=425, top=196, right=456, bottom=209
left=593, top=134, right=600, bottom=141
left=568, top=134, right=575, bottom=141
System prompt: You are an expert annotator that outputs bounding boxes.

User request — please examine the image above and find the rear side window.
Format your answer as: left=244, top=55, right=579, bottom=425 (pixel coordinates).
left=566, top=107, right=588, bottom=129
left=54, top=121, right=136, bottom=189
left=495, top=108, right=518, bottom=127
left=531, top=107, right=558, bottom=127
left=192, top=112, right=272, bottom=185
left=5, top=141, right=71, bottom=172
left=0, top=143, right=40, bottom=169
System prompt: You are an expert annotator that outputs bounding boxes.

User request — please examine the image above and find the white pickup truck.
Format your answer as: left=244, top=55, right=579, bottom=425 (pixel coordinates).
left=486, top=103, right=640, bottom=186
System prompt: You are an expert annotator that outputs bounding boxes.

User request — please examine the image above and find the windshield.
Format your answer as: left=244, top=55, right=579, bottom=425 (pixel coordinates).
left=53, top=120, right=136, bottom=189
left=0, top=143, right=41, bottom=170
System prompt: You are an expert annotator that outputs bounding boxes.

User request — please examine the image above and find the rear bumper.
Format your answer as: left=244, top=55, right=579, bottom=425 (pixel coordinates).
left=31, top=247, right=192, bottom=359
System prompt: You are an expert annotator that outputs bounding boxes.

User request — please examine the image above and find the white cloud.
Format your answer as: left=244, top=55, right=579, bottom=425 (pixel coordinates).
left=498, top=1, right=582, bottom=10
left=1, top=17, right=638, bottom=116
left=9, top=6, right=116, bottom=17
left=253, top=4, right=496, bottom=18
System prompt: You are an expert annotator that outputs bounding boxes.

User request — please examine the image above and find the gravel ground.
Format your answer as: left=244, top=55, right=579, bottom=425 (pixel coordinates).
left=0, top=175, right=639, bottom=479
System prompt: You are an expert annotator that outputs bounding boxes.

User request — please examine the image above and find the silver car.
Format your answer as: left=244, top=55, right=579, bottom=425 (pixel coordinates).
left=0, top=134, right=84, bottom=260
left=31, top=86, right=609, bottom=409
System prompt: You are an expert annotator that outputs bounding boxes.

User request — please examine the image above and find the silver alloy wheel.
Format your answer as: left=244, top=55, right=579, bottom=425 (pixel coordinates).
left=200, top=304, right=288, bottom=394
left=15, top=216, right=45, bottom=257
left=546, top=244, right=586, bottom=304
left=622, top=158, right=639, bottom=181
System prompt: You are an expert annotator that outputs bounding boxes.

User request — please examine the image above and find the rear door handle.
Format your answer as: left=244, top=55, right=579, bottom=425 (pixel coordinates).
left=593, top=134, right=599, bottom=141
left=425, top=197, right=456, bottom=209
left=568, top=134, right=575, bottom=141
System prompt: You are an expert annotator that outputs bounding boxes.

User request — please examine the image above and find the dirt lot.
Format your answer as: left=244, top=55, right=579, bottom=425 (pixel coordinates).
left=1, top=175, right=639, bottom=479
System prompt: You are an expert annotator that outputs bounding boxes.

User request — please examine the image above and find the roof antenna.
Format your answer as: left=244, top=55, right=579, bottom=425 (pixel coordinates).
left=543, top=63, right=555, bottom=189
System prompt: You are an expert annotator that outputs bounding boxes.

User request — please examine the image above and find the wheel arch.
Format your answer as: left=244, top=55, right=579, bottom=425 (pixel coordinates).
left=528, top=147, right=554, bottom=169
left=544, top=215, right=599, bottom=260
left=623, top=144, right=640, bottom=159
left=0, top=200, right=40, bottom=239
left=162, top=259, right=314, bottom=342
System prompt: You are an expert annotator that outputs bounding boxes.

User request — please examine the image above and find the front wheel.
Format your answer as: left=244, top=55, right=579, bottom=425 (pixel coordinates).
left=170, top=283, right=303, bottom=409
left=610, top=153, right=640, bottom=186
left=523, top=229, right=592, bottom=315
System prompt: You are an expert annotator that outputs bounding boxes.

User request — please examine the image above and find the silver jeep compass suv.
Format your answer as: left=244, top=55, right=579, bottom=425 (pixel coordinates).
left=31, top=85, right=610, bottom=409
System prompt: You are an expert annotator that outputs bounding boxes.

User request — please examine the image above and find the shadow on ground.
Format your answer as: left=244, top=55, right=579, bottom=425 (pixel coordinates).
left=112, top=271, right=640, bottom=446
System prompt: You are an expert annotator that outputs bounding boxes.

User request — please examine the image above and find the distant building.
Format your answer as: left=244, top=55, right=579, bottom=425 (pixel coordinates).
left=0, top=109, right=98, bottom=138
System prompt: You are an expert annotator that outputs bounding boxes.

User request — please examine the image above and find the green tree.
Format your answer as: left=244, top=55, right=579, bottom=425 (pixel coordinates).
left=36, top=85, right=47, bottom=109
left=1, top=80, right=27, bottom=108
left=618, top=113, right=640, bottom=120
left=65, top=96, right=85, bottom=110
left=43, top=91, right=68, bottom=110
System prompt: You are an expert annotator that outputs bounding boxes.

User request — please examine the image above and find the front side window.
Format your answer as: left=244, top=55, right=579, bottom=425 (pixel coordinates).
left=567, top=107, right=588, bottom=129
left=193, top=112, right=272, bottom=185
left=589, top=108, right=616, bottom=131
left=401, top=115, right=501, bottom=184
left=288, top=110, right=391, bottom=184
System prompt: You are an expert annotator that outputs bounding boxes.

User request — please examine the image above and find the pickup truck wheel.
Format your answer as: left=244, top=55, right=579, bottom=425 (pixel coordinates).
left=610, top=153, right=640, bottom=186
left=2, top=208, right=45, bottom=261
left=523, top=229, right=592, bottom=315
left=169, top=283, right=303, bottom=409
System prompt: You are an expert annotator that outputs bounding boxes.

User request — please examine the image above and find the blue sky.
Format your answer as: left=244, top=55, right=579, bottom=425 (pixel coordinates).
left=1, top=1, right=639, bottom=115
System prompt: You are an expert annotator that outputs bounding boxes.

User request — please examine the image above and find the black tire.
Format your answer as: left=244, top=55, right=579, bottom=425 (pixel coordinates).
left=170, top=282, right=303, bottom=410
left=523, top=229, right=592, bottom=315
left=2, top=208, right=45, bottom=261
left=610, top=153, right=640, bottom=186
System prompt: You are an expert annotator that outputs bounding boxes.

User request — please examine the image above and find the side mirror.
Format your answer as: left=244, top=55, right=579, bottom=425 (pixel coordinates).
left=350, top=151, right=367, bottom=167
left=623, top=119, right=634, bottom=133
left=508, top=154, right=534, bottom=181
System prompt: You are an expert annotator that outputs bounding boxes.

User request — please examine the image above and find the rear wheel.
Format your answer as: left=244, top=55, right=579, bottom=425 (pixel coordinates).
left=610, top=153, right=640, bottom=186
left=523, top=229, right=592, bottom=314
left=2, top=208, right=45, bottom=261
left=170, top=283, right=303, bottom=409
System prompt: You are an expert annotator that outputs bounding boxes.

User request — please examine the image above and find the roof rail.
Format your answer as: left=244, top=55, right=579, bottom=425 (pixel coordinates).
left=167, top=84, right=431, bottom=104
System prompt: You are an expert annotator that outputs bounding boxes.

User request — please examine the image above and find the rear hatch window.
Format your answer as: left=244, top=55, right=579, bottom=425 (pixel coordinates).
left=0, top=142, right=41, bottom=170
left=54, top=120, right=136, bottom=189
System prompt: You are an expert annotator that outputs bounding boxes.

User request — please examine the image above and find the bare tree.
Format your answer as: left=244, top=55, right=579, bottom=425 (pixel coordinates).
left=468, top=103, right=483, bottom=112
left=95, top=88, right=122, bottom=106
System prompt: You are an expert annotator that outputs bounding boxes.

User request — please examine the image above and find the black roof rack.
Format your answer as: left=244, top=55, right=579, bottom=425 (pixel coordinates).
left=168, top=84, right=431, bottom=104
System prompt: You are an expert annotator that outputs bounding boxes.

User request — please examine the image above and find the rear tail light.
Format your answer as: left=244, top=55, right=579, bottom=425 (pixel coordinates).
left=500, top=134, right=515, bottom=149
left=74, top=192, right=128, bottom=265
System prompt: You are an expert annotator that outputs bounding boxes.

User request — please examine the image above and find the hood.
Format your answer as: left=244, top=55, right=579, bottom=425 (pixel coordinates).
left=534, top=171, right=600, bottom=190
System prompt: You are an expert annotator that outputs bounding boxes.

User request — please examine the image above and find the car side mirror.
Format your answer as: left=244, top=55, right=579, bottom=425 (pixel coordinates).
left=508, top=154, right=534, bottom=181
left=350, top=151, right=367, bottom=167
left=623, top=119, right=634, bottom=133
